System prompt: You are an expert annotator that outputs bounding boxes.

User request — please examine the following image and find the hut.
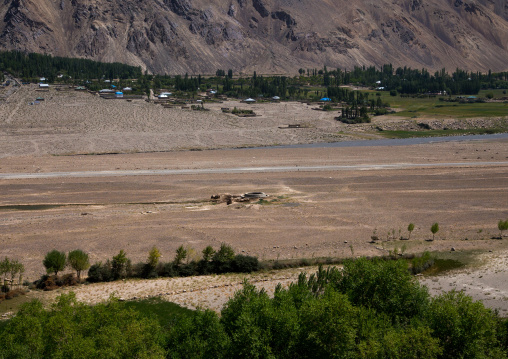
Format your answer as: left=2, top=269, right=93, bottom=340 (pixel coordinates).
left=115, top=91, right=124, bottom=98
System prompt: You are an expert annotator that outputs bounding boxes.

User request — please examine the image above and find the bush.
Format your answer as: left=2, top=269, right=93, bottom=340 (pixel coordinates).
left=177, top=262, right=198, bottom=277
left=411, top=251, right=434, bottom=274
left=4, top=289, right=26, bottom=300
left=61, top=273, right=78, bottom=287
left=390, top=90, right=397, bottom=96
left=87, top=261, right=113, bottom=283
left=232, top=255, right=259, bottom=273
left=374, top=108, right=388, bottom=116
left=338, top=117, right=371, bottom=124
left=159, top=262, right=178, bottom=278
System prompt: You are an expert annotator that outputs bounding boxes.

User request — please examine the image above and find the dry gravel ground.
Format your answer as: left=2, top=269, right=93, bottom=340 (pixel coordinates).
left=1, top=84, right=508, bottom=313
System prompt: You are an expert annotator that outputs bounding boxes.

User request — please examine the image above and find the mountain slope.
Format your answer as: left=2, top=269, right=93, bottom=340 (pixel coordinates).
left=1, top=0, right=508, bottom=74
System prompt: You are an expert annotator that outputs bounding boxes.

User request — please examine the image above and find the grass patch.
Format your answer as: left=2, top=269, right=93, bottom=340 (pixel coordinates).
left=123, top=297, right=195, bottom=328
left=377, top=128, right=503, bottom=139
left=364, top=90, right=508, bottom=119
left=423, top=258, right=464, bottom=276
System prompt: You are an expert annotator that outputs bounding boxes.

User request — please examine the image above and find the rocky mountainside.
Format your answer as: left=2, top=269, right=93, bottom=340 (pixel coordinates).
left=1, top=0, right=508, bottom=74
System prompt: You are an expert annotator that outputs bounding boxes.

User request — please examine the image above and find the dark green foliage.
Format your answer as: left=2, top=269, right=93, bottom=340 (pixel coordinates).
left=202, top=246, right=215, bottom=262
left=232, top=255, right=259, bottom=273
left=111, top=250, right=128, bottom=280
left=124, top=297, right=194, bottom=329
left=42, top=250, right=66, bottom=276
left=86, top=261, right=113, bottom=283
left=411, top=251, right=435, bottom=274
left=0, top=293, right=166, bottom=358
left=426, top=290, right=507, bottom=358
left=335, top=258, right=430, bottom=322
left=212, top=243, right=236, bottom=274
left=167, top=309, right=230, bottom=359
left=2, top=258, right=508, bottom=358
left=0, top=50, right=141, bottom=81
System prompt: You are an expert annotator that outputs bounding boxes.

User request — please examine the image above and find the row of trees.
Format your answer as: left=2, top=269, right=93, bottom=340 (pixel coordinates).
left=39, top=244, right=259, bottom=286
left=42, top=249, right=90, bottom=281
left=87, top=243, right=259, bottom=283
left=2, top=258, right=507, bottom=358
left=0, top=51, right=142, bottom=82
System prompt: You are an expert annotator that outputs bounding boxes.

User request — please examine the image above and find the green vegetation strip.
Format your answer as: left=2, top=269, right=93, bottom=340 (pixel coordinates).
left=378, top=128, right=504, bottom=139
left=2, top=258, right=507, bottom=358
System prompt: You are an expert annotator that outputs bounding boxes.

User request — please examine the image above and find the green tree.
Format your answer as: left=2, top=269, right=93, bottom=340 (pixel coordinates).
left=174, top=245, right=187, bottom=266
left=212, top=243, right=235, bottom=273
left=430, top=223, right=439, bottom=241
left=111, top=250, right=128, bottom=280
left=167, top=309, right=230, bottom=358
left=407, top=223, right=415, bottom=239
left=9, top=259, right=24, bottom=290
left=202, top=246, right=215, bottom=262
left=43, top=250, right=66, bottom=276
left=67, top=250, right=90, bottom=282
left=498, top=219, right=508, bottom=238
left=147, top=246, right=161, bottom=268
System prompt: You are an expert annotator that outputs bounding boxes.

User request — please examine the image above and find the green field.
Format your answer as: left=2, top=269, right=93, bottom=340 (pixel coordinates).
left=371, top=90, right=508, bottom=119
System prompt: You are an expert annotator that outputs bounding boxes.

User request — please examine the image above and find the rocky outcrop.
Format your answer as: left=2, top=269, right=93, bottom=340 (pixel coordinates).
left=0, top=0, right=507, bottom=74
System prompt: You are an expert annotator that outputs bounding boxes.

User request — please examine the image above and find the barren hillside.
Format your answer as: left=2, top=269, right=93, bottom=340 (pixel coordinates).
left=1, top=0, right=507, bottom=74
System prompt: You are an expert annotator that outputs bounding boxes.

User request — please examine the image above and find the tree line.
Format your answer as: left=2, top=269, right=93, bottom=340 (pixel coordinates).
left=0, top=50, right=142, bottom=82
left=34, top=243, right=259, bottom=290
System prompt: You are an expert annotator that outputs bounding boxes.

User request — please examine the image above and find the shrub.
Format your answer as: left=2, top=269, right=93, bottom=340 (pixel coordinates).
left=5, top=289, right=26, bottom=300
left=61, top=273, right=78, bottom=287
left=177, top=262, right=198, bottom=277
left=159, top=262, right=178, bottom=278
left=232, top=255, right=259, bottom=273
left=87, top=261, right=113, bottom=283
left=374, top=108, right=388, bottom=116
left=339, top=117, right=371, bottom=124
left=411, top=251, right=434, bottom=274
left=390, top=90, right=397, bottom=96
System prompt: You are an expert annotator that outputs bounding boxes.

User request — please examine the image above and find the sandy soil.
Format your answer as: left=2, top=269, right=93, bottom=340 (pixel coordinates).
left=0, top=84, right=354, bottom=157
left=27, top=266, right=320, bottom=313
left=1, top=83, right=508, bottom=314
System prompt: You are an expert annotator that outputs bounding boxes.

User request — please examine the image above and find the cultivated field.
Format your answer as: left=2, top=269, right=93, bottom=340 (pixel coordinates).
left=1, top=83, right=508, bottom=313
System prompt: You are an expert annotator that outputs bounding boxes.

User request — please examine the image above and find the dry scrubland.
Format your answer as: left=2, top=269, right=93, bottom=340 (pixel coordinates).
left=1, top=84, right=508, bottom=313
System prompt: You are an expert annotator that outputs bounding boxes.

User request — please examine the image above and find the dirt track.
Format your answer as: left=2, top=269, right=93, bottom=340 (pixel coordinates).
left=1, top=84, right=508, bottom=313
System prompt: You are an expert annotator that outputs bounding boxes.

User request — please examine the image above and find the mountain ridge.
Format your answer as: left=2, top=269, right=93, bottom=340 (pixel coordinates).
left=1, top=0, right=508, bottom=74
